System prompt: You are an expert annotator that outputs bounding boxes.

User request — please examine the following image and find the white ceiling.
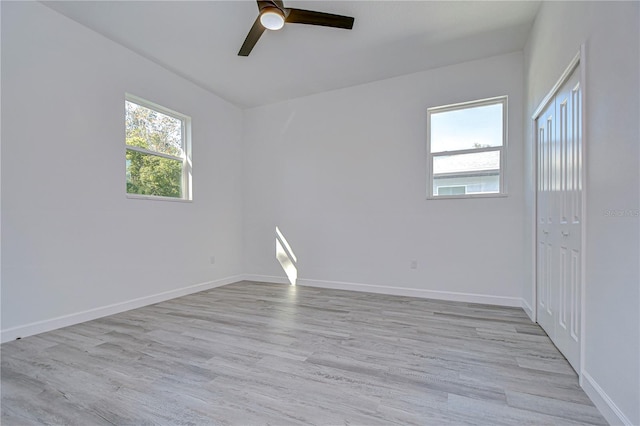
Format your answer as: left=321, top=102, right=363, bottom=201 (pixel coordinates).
left=43, top=0, right=541, bottom=108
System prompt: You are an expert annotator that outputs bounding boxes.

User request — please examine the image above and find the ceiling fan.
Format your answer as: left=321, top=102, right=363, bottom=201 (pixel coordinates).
left=238, top=0, right=355, bottom=56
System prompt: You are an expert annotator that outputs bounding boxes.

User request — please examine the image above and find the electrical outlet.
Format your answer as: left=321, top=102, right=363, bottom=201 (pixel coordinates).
left=410, top=260, right=417, bottom=269
left=210, top=256, right=216, bottom=265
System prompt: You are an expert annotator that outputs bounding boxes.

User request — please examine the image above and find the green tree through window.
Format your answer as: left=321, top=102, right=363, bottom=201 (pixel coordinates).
left=125, top=98, right=189, bottom=199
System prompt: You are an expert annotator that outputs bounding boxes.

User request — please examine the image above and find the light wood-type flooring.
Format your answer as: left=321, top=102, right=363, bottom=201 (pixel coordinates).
left=1, top=281, right=606, bottom=425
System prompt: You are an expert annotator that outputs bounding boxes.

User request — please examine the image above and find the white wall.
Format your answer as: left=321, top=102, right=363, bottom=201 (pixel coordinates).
left=524, top=2, right=639, bottom=424
left=243, top=53, right=525, bottom=306
left=1, top=2, right=244, bottom=340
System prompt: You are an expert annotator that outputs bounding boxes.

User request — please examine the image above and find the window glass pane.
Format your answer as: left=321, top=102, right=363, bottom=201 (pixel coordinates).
left=432, top=150, right=500, bottom=196
left=433, top=174, right=500, bottom=196
left=126, top=149, right=182, bottom=198
left=433, top=150, right=500, bottom=175
left=437, top=186, right=467, bottom=196
left=125, top=100, right=184, bottom=157
left=430, top=102, right=503, bottom=152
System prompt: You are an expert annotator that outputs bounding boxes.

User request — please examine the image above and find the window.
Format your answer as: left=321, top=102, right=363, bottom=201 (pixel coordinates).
left=125, top=94, right=191, bottom=200
left=427, top=96, right=506, bottom=198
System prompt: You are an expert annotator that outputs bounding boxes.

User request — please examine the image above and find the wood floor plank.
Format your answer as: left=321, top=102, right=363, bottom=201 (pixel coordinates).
left=1, top=281, right=606, bottom=425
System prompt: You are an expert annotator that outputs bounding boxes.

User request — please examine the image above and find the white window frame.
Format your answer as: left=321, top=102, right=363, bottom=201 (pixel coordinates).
left=125, top=93, right=192, bottom=202
left=427, top=96, right=507, bottom=199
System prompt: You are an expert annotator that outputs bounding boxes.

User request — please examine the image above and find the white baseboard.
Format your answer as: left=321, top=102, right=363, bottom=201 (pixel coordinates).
left=521, top=298, right=534, bottom=320
left=243, top=274, right=523, bottom=307
left=582, top=370, right=633, bottom=426
left=1, top=273, right=525, bottom=343
left=241, top=274, right=289, bottom=285
left=0, top=275, right=243, bottom=344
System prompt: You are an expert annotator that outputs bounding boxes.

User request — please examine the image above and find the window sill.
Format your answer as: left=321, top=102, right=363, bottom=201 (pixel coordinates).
left=427, top=193, right=508, bottom=200
left=126, top=194, right=192, bottom=203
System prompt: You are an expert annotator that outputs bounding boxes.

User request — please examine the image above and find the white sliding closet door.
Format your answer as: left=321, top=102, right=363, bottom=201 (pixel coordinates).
left=536, top=65, right=582, bottom=373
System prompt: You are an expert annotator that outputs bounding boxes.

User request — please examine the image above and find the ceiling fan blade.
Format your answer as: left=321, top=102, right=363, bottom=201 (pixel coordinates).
left=285, top=8, right=354, bottom=30
left=238, top=16, right=266, bottom=56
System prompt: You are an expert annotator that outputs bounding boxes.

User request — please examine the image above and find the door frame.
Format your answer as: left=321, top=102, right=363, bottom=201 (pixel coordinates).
left=531, top=45, right=587, bottom=380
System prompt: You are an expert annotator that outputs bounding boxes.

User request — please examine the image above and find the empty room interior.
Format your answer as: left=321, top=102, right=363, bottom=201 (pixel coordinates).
left=1, top=0, right=639, bottom=425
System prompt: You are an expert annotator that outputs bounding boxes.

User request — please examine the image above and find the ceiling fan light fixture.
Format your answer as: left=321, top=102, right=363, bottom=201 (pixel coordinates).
left=260, top=8, right=285, bottom=30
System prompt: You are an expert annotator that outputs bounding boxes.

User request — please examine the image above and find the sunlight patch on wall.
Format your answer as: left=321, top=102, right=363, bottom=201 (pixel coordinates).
left=275, top=227, right=297, bottom=286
